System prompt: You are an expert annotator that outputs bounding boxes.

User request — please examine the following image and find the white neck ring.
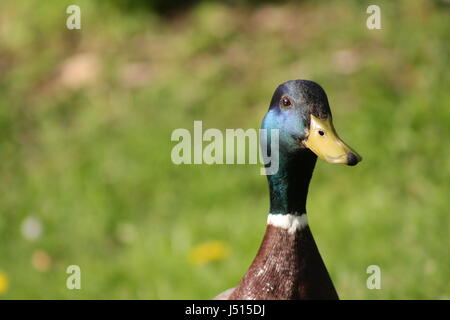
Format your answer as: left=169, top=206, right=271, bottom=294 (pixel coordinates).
left=267, top=213, right=308, bottom=234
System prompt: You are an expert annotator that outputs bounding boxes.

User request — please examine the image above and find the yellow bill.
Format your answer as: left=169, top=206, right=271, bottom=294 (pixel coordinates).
left=304, top=114, right=362, bottom=166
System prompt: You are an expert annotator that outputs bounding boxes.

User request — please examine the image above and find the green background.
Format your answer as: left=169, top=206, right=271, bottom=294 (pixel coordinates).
left=0, top=0, right=448, bottom=299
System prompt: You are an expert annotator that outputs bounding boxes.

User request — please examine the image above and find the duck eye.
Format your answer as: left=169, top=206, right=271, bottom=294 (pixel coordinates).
left=281, top=97, right=291, bottom=108
left=318, top=130, right=325, bottom=136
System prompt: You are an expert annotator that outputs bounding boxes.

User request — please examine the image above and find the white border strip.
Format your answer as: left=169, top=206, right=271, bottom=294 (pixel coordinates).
left=267, top=213, right=308, bottom=234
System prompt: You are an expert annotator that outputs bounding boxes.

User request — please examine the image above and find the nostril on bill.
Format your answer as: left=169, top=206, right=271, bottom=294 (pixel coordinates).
left=347, top=152, right=359, bottom=166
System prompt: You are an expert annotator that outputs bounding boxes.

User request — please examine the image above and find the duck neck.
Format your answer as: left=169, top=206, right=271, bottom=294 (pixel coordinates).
left=267, top=148, right=317, bottom=215
left=229, top=148, right=339, bottom=300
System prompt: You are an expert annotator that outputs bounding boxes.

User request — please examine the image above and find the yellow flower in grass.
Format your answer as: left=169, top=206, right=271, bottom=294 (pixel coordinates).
left=188, top=241, right=231, bottom=265
left=0, top=272, right=9, bottom=295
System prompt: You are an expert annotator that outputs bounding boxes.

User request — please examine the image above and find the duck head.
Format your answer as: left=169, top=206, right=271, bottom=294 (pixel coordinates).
left=262, top=79, right=362, bottom=166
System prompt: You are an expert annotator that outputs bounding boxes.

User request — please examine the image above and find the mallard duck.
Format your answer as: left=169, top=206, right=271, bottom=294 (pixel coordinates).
left=215, top=80, right=362, bottom=300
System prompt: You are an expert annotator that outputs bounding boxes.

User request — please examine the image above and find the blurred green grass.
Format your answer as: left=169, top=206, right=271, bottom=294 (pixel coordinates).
left=0, top=0, right=449, bottom=299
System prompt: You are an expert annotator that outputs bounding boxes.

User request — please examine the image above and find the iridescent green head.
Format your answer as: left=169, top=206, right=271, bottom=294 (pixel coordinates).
left=262, top=79, right=361, bottom=165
